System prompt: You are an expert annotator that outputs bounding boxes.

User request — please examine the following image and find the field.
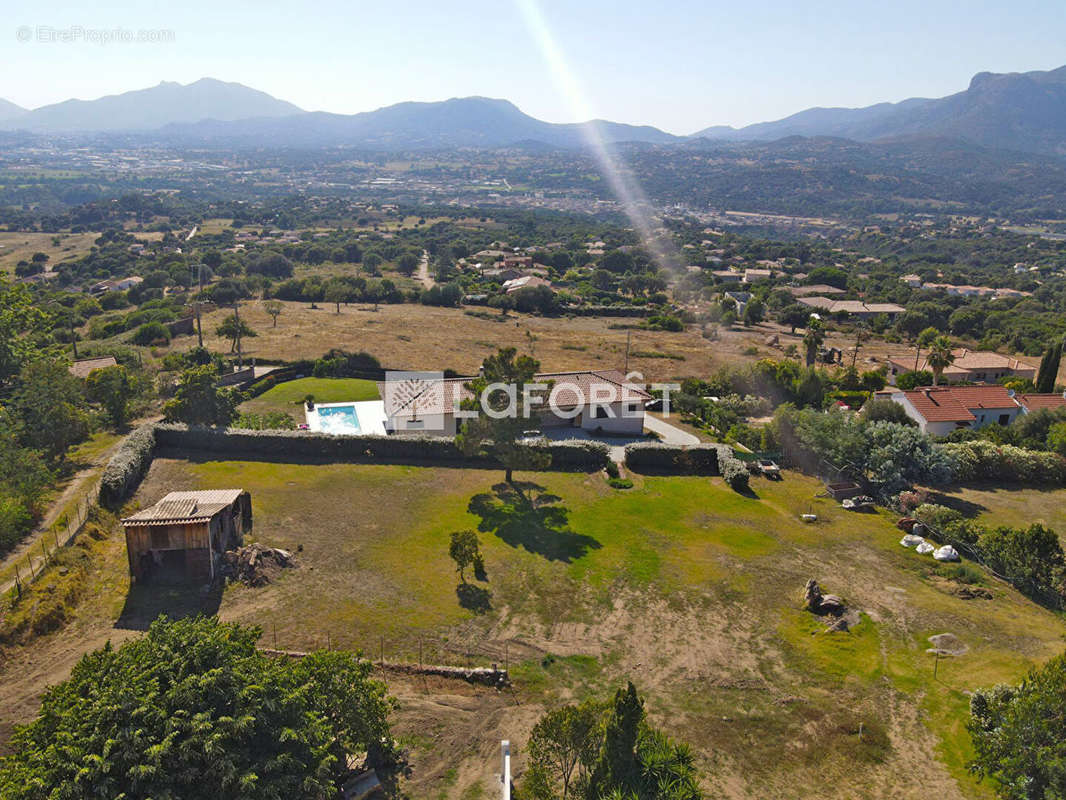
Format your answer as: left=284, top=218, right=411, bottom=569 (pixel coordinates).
left=187, top=300, right=830, bottom=381
left=931, top=484, right=1066, bottom=536
left=240, top=377, right=380, bottom=417
left=0, top=231, right=99, bottom=276
left=2, top=453, right=1062, bottom=799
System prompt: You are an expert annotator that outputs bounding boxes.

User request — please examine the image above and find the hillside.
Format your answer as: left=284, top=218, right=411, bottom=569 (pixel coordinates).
left=3, top=78, right=304, bottom=132
left=156, top=95, right=680, bottom=149
left=0, top=99, right=26, bottom=123
left=693, top=65, right=1066, bottom=156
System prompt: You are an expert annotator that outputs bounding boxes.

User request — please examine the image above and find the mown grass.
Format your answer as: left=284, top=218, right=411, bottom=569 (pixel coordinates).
left=239, top=377, right=380, bottom=418
left=114, top=457, right=1066, bottom=798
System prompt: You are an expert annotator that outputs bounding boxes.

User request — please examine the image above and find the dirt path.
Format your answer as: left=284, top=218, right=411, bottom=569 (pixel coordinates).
left=416, top=249, right=434, bottom=289
left=0, top=432, right=131, bottom=594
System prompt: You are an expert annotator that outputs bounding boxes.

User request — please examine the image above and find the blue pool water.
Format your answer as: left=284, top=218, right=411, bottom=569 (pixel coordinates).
left=317, top=404, right=361, bottom=435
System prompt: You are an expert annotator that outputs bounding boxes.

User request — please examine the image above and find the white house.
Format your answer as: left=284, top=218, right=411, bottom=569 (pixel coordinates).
left=381, top=369, right=651, bottom=436
left=882, top=386, right=1022, bottom=436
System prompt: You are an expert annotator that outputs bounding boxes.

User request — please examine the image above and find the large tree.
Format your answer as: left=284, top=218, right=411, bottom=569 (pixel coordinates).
left=456, top=348, right=551, bottom=483
left=215, top=313, right=257, bottom=353
left=802, top=317, right=825, bottom=367
left=163, top=365, right=240, bottom=427
left=12, top=358, right=91, bottom=462
left=523, top=683, right=702, bottom=800
left=85, top=363, right=135, bottom=428
left=1035, top=339, right=1063, bottom=394
left=968, top=653, right=1066, bottom=799
left=0, top=616, right=396, bottom=799
left=926, top=336, right=956, bottom=386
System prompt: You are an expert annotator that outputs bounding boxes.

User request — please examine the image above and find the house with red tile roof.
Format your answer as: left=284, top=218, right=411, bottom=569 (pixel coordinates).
left=1014, top=392, right=1066, bottom=414
left=882, top=385, right=1023, bottom=436
left=887, top=349, right=1036, bottom=385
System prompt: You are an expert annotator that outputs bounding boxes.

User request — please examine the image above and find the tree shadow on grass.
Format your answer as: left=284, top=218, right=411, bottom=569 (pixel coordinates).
left=456, top=582, right=492, bottom=614
left=467, top=481, right=601, bottom=562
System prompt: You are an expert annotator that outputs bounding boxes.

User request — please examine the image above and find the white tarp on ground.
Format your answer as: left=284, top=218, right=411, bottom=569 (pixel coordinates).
left=933, top=545, right=960, bottom=562
left=900, top=534, right=924, bottom=548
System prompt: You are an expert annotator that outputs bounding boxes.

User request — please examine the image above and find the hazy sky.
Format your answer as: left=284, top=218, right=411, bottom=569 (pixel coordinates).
left=3, top=0, right=1065, bottom=133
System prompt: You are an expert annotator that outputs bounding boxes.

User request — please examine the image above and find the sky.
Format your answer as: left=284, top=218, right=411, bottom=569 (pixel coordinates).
left=3, top=0, right=1065, bottom=134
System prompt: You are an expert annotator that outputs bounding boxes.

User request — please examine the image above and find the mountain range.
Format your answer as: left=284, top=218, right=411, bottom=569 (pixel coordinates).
left=3, top=66, right=1066, bottom=155
left=695, top=65, right=1066, bottom=156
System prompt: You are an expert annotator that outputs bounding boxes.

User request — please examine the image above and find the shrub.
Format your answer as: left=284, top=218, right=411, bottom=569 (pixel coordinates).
left=604, top=461, right=620, bottom=479
left=623, top=442, right=723, bottom=474
left=607, top=477, right=634, bottom=489
left=130, top=321, right=170, bottom=345
left=99, top=425, right=156, bottom=509
left=942, top=440, right=1066, bottom=484
left=720, top=451, right=750, bottom=492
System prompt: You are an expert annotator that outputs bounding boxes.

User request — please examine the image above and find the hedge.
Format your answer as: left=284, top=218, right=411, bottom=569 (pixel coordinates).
left=153, top=425, right=609, bottom=472
left=623, top=442, right=724, bottom=475
left=99, top=425, right=157, bottom=509
left=941, top=440, right=1066, bottom=484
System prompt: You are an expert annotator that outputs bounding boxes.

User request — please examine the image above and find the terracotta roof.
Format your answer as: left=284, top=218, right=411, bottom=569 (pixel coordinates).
left=896, top=385, right=1016, bottom=423
left=889, top=349, right=1035, bottom=377
left=797, top=297, right=905, bottom=314
left=69, top=356, right=117, bottom=379
left=123, top=490, right=244, bottom=527
left=788, top=284, right=846, bottom=296
left=898, top=389, right=976, bottom=423
left=1016, top=393, right=1066, bottom=412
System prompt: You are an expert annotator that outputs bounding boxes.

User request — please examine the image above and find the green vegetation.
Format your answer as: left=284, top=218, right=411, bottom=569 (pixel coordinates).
left=0, top=617, right=396, bottom=799
left=240, top=377, right=380, bottom=417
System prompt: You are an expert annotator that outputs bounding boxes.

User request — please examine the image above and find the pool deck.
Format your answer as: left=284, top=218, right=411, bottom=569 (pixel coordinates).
left=305, top=400, right=388, bottom=436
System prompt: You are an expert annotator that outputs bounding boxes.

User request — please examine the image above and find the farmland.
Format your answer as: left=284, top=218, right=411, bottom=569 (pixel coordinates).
left=2, top=454, right=1061, bottom=799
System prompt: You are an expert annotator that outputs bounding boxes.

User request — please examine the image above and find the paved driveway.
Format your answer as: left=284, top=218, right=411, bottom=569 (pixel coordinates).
left=540, top=414, right=700, bottom=462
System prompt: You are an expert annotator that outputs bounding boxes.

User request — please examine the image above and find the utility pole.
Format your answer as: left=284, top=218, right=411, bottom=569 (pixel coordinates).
left=624, top=329, right=632, bottom=373
left=851, top=325, right=865, bottom=370
left=499, top=740, right=511, bottom=800
left=195, top=264, right=204, bottom=349
left=70, top=317, right=78, bottom=359
left=233, top=301, right=243, bottom=369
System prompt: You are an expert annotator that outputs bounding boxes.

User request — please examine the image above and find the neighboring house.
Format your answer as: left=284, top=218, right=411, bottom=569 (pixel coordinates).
left=89, top=276, right=143, bottom=295
left=381, top=369, right=652, bottom=436
left=723, top=291, right=751, bottom=315
left=900, top=274, right=923, bottom=288
left=711, top=270, right=742, bottom=284
left=797, top=297, right=905, bottom=320
left=502, top=255, right=533, bottom=270
left=502, top=275, right=552, bottom=294
left=883, top=386, right=1023, bottom=436
left=1014, top=392, right=1066, bottom=414
left=787, top=284, right=846, bottom=297
left=68, top=356, right=118, bottom=379
left=122, top=490, right=251, bottom=583
left=886, top=349, right=1036, bottom=385
left=743, top=268, right=773, bottom=284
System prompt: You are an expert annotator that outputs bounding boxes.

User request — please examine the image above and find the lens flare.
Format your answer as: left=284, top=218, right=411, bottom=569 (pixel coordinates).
left=515, top=0, right=679, bottom=273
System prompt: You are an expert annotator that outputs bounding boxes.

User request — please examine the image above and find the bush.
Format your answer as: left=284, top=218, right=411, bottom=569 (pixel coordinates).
left=942, top=440, right=1066, bottom=484
left=720, top=451, right=750, bottom=492
left=607, top=477, right=633, bottom=489
left=605, top=461, right=620, bottom=479
left=99, top=425, right=156, bottom=509
left=130, top=321, right=170, bottom=346
left=623, top=442, right=723, bottom=474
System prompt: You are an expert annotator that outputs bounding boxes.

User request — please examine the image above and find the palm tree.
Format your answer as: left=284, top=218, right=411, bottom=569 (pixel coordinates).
left=927, top=336, right=956, bottom=385
left=802, top=317, right=825, bottom=367
left=913, top=326, right=939, bottom=371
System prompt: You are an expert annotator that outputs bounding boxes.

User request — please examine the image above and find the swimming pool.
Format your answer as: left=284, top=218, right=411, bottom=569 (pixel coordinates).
left=316, top=404, right=361, bottom=435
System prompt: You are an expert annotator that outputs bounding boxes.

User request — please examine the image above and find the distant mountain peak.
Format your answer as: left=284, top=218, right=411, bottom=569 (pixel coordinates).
left=2, top=78, right=303, bottom=132
left=691, top=64, right=1066, bottom=157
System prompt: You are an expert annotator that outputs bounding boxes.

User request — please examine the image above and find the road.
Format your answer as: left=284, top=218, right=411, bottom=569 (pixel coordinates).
left=416, top=249, right=434, bottom=289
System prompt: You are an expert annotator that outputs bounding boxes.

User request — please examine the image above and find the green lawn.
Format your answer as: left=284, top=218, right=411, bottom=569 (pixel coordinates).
left=929, top=484, right=1066, bottom=543
left=240, top=377, right=380, bottom=419
left=114, top=456, right=1065, bottom=799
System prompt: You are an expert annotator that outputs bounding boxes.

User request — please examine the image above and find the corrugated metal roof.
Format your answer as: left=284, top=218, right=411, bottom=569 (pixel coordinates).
left=123, top=489, right=243, bottom=527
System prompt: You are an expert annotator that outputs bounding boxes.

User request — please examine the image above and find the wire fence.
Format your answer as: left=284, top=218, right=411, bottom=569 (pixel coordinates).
left=9, top=478, right=102, bottom=601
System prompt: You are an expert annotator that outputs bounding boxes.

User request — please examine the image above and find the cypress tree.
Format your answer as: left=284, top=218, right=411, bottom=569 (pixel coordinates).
left=1036, top=341, right=1062, bottom=393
